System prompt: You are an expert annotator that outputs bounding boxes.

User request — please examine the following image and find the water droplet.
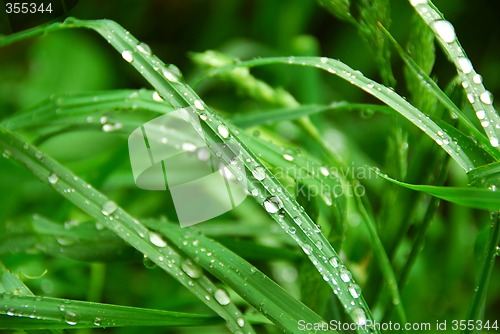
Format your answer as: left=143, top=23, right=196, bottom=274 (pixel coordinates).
left=252, top=166, right=266, bottom=181
left=283, top=154, right=294, bottom=161
left=65, top=311, right=79, bottom=326
left=350, top=307, right=367, bottom=326
left=263, top=196, right=283, bottom=213
left=349, top=284, right=361, bottom=298
left=6, top=308, right=15, bottom=316
left=476, top=110, right=486, bottom=120
left=320, top=57, right=328, bottom=64
left=136, top=42, right=151, bottom=55
left=149, top=232, right=167, bottom=247
left=410, top=0, right=427, bottom=5
left=48, top=173, right=59, bottom=184
left=467, top=93, right=475, bottom=104
left=101, top=201, right=117, bottom=216
left=237, top=317, right=245, bottom=327
left=93, top=317, right=102, bottom=326
left=473, top=74, right=483, bottom=84
left=194, top=100, right=204, bottom=110
left=491, top=138, right=499, bottom=147
left=340, top=268, right=352, bottom=282
left=480, top=91, right=493, bottom=104
left=197, top=148, right=210, bottom=161
left=321, top=192, right=333, bottom=206
left=217, top=125, right=229, bottom=138
left=181, top=260, right=202, bottom=279
left=319, top=166, right=330, bottom=176
left=301, top=244, right=312, bottom=255
left=329, top=257, right=339, bottom=268
left=163, top=68, right=179, bottom=83
left=432, top=20, right=456, bottom=43
left=143, top=255, right=157, bottom=269
left=214, top=289, right=231, bottom=305
left=121, top=50, right=134, bottom=63
left=288, top=226, right=296, bottom=234
left=182, top=142, right=197, bottom=152
left=457, top=57, right=472, bottom=74
left=152, top=91, right=163, bottom=102
left=2, top=150, right=11, bottom=159
left=293, top=216, right=302, bottom=226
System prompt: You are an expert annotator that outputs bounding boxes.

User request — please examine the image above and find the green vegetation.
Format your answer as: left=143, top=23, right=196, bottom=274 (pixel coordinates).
left=1, top=0, right=499, bottom=333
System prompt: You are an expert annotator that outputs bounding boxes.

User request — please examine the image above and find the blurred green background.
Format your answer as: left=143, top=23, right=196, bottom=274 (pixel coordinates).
left=1, top=0, right=500, bottom=333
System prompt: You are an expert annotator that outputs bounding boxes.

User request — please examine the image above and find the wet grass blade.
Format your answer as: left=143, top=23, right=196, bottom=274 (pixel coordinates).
left=378, top=22, right=500, bottom=161
left=0, top=18, right=376, bottom=331
left=408, top=0, right=500, bottom=148
left=0, top=126, right=255, bottom=334
left=144, top=220, right=328, bottom=333
left=207, top=56, right=475, bottom=172
left=0, top=294, right=221, bottom=329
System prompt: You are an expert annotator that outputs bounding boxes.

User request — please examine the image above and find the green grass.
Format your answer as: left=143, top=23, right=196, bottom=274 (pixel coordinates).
left=0, top=0, right=499, bottom=333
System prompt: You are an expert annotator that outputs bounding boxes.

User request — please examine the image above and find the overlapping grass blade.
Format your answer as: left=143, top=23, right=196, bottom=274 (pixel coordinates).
left=1, top=19, right=377, bottom=331
left=144, top=219, right=328, bottom=332
left=0, top=127, right=255, bottom=333
left=207, top=56, right=475, bottom=172
left=0, top=294, right=221, bottom=329
left=408, top=0, right=500, bottom=148
left=378, top=22, right=500, bottom=161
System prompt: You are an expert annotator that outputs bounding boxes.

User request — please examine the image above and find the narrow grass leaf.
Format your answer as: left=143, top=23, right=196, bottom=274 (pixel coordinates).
left=409, top=0, right=500, bottom=148
left=145, top=220, right=330, bottom=333
left=0, top=294, right=221, bottom=329
left=376, top=170, right=500, bottom=210
left=0, top=126, right=255, bottom=334
left=378, top=23, right=500, bottom=160
left=209, top=56, right=475, bottom=171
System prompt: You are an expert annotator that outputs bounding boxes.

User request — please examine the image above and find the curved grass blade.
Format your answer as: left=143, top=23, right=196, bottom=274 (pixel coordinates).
left=62, top=18, right=376, bottom=330
left=2, top=19, right=377, bottom=331
left=2, top=89, right=172, bottom=131
left=378, top=22, right=500, bottom=161
left=0, top=126, right=255, bottom=334
left=380, top=25, right=500, bottom=160
left=231, top=103, right=392, bottom=128
left=352, top=190, right=406, bottom=324
left=375, top=170, right=500, bottom=211
left=144, top=220, right=331, bottom=334
left=0, top=263, right=62, bottom=334
left=0, top=125, right=334, bottom=333
left=207, top=56, right=475, bottom=172
left=408, top=0, right=500, bottom=148
left=0, top=294, right=221, bottom=329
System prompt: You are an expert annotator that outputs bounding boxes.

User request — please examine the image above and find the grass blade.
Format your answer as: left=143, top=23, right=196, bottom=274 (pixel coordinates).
left=408, top=0, right=500, bottom=148
left=1, top=19, right=377, bottom=331
left=207, top=56, right=475, bottom=172
left=376, top=170, right=500, bottom=211
left=0, top=294, right=220, bottom=329
left=0, top=126, right=255, bottom=333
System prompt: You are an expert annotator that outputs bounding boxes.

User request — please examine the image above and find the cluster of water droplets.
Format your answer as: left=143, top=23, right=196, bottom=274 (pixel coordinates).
left=410, top=0, right=500, bottom=148
left=109, top=30, right=373, bottom=327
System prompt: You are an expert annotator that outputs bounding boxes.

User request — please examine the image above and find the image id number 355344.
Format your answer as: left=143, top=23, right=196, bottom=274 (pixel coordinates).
left=5, top=2, right=53, bottom=14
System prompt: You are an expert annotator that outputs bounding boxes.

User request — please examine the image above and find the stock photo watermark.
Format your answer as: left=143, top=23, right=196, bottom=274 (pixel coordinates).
left=128, top=106, right=379, bottom=227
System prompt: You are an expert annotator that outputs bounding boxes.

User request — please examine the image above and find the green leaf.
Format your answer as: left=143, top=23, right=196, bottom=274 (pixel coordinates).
left=376, top=169, right=500, bottom=210
left=0, top=294, right=221, bottom=329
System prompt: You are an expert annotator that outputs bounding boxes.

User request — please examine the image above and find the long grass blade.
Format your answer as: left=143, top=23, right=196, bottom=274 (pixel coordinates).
left=408, top=0, right=500, bottom=148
